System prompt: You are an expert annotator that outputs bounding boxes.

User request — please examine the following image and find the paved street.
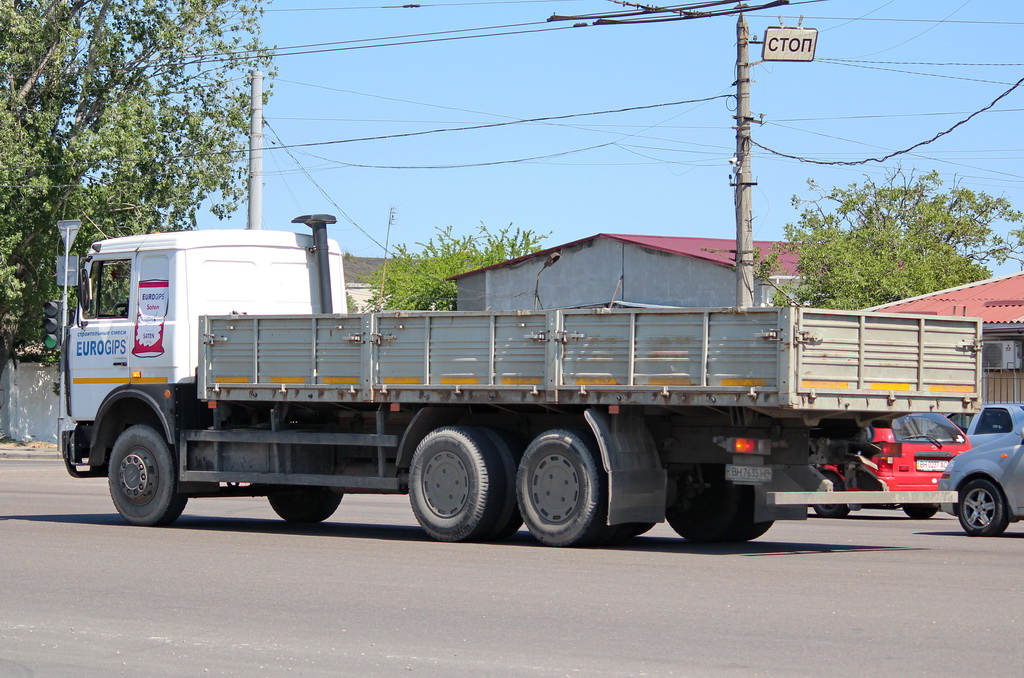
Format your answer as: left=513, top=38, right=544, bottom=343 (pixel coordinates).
left=1, top=458, right=1022, bottom=677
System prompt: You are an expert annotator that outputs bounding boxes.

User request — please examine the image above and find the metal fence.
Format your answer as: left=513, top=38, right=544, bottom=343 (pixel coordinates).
left=982, top=369, right=1024, bottom=403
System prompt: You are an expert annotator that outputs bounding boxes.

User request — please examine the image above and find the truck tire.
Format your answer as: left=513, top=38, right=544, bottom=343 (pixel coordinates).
left=666, top=465, right=771, bottom=543
left=516, top=428, right=610, bottom=547
left=108, top=424, right=187, bottom=526
left=812, top=469, right=851, bottom=519
left=268, top=487, right=343, bottom=523
left=957, top=478, right=1009, bottom=537
left=409, top=427, right=506, bottom=542
left=479, top=427, right=524, bottom=541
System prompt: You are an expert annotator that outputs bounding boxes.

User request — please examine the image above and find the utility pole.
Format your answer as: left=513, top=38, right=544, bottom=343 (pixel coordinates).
left=733, top=12, right=756, bottom=308
left=247, top=70, right=264, bottom=230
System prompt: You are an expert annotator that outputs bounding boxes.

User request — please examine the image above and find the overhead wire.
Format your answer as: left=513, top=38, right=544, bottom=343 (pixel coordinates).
left=752, top=75, right=1024, bottom=167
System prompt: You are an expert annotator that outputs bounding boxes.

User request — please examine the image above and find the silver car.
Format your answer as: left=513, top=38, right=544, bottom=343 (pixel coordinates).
left=941, top=403, right=1024, bottom=536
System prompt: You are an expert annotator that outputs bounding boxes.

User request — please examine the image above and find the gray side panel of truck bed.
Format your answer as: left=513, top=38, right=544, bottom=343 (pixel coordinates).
left=198, top=307, right=981, bottom=416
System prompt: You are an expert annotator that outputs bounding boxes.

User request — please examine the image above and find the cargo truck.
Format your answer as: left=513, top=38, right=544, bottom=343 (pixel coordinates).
left=59, top=226, right=982, bottom=547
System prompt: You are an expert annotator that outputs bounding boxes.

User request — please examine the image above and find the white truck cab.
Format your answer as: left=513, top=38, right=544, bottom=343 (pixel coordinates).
left=66, top=229, right=344, bottom=464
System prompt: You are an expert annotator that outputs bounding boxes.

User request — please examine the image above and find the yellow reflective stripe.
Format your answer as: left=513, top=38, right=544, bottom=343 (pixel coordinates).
left=928, top=384, right=975, bottom=393
left=441, top=377, right=480, bottom=385
left=323, top=376, right=359, bottom=384
left=801, top=380, right=850, bottom=389
left=870, top=382, right=912, bottom=391
left=383, top=377, right=420, bottom=385
left=721, top=378, right=767, bottom=387
left=73, top=377, right=130, bottom=384
left=647, top=377, right=693, bottom=386
left=213, top=376, right=250, bottom=384
left=499, top=376, right=542, bottom=385
left=269, top=376, right=306, bottom=384
left=575, top=377, right=618, bottom=385
left=131, top=377, right=169, bottom=384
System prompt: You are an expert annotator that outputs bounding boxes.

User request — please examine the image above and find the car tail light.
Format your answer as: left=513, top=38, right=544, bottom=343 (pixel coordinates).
left=879, top=442, right=902, bottom=458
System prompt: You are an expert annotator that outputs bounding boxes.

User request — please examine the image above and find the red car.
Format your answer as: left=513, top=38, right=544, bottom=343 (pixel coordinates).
left=813, top=412, right=971, bottom=519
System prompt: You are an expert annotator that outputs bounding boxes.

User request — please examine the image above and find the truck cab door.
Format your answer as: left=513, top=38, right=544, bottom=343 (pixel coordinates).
left=69, top=257, right=133, bottom=420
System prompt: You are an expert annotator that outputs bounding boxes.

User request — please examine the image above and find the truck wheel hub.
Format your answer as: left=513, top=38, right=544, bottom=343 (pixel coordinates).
left=529, top=453, right=581, bottom=524
left=119, top=452, right=155, bottom=504
left=421, top=450, right=469, bottom=517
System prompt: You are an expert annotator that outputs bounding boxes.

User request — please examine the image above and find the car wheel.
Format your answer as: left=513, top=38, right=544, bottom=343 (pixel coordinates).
left=812, top=470, right=850, bottom=519
left=902, top=504, right=938, bottom=520
left=957, top=478, right=1010, bottom=537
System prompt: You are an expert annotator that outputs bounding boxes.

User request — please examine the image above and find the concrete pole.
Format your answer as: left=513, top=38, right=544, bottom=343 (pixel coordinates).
left=734, top=14, right=755, bottom=307
left=247, top=70, right=264, bottom=230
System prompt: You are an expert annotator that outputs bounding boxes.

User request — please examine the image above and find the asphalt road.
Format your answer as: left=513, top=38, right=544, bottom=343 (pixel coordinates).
left=2, top=458, right=1022, bottom=678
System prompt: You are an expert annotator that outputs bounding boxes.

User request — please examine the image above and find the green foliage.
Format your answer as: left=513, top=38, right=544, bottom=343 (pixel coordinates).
left=774, top=169, right=1024, bottom=309
left=0, top=0, right=272, bottom=368
left=364, top=224, right=547, bottom=311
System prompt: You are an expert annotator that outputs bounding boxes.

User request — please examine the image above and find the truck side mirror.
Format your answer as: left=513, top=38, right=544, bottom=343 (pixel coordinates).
left=78, top=266, right=92, bottom=318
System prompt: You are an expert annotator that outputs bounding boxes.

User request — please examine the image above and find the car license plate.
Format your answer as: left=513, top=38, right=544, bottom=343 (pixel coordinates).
left=726, top=464, right=772, bottom=483
left=916, top=460, right=948, bottom=472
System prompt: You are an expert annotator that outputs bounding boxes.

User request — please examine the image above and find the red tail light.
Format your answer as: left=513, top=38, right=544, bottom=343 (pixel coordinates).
left=879, top=442, right=903, bottom=458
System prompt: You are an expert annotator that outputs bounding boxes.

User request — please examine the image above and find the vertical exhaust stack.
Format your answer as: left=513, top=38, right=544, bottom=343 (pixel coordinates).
left=292, top=214, right=337, bottom=314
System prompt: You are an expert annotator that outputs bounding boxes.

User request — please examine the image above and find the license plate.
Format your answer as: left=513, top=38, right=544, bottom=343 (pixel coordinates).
left=726, top=464, right=772, bottom=483
left=916, top=460, right=948, bottom=472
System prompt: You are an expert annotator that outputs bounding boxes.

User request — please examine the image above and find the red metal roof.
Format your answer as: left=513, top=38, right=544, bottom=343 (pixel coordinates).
left=450, top=233, right=797, bottom=280
left=600, top=234, right=798, bottom=274
left=870, top=272, right=1024, bottom=324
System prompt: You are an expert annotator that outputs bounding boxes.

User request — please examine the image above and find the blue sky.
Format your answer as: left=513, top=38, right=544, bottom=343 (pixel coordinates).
left=217, top=0, right=1024, bottom=275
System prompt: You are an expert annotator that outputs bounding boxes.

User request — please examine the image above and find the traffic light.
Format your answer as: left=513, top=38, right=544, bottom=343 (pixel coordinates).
left=43, top=300, right=61, bottom=350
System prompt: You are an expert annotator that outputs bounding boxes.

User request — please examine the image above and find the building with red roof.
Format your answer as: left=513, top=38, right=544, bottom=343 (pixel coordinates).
left=453, top=233, right=797, bottom=311
left=870, top=272, right=1024, bottom=401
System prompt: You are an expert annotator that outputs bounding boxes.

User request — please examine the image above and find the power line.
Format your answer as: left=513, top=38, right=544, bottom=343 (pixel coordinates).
left=186, top=22, right=573, bottom=64
left=0, top=96, right=729, bottom=174
left=752, top=75, right=1024, bottom=167
left=818, top=60, right=1019, bottom=86
left=264, top=0, right=590, bottom=9
left=774, top=15, right=1024, bottom=26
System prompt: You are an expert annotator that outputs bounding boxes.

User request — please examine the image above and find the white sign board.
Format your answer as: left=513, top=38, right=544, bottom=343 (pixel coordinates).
left=56, top=255, right=79, bottom=286
left=57, top=219, right=80, bottom=249
left=762, top=27, right=818, bottom=62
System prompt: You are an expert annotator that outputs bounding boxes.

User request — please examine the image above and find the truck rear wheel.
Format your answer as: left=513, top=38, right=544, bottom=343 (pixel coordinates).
left=516, top=428, right=610, bottom=547
left=409, top=427, right=506, bottom=542
left=108, top=424, right=187, bottom=526
left=479, top=427, right=524, bottom=541
left=666, top=465, right=772, bottom=543
left=268, top=487, right=342, bottom=523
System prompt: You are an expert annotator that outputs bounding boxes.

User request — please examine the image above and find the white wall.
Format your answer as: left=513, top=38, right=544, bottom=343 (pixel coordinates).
left=0, top=361, right=59, bottom=442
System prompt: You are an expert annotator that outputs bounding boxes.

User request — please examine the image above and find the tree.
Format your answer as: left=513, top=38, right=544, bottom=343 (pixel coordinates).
left=364, top=224, right=547, bottom=311
left=769, top=169, right=1024, bottom=309
left=0, top=0, right=272, bottom=373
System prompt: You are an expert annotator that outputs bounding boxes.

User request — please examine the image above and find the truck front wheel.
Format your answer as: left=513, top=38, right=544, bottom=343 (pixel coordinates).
left=108, top=424, right=187, bottom=526
left=516, top=429, right=610, bottom=547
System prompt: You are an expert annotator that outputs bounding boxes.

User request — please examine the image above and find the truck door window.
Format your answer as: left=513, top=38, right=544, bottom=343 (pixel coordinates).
left=84, top=259, right=132, bottom=319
